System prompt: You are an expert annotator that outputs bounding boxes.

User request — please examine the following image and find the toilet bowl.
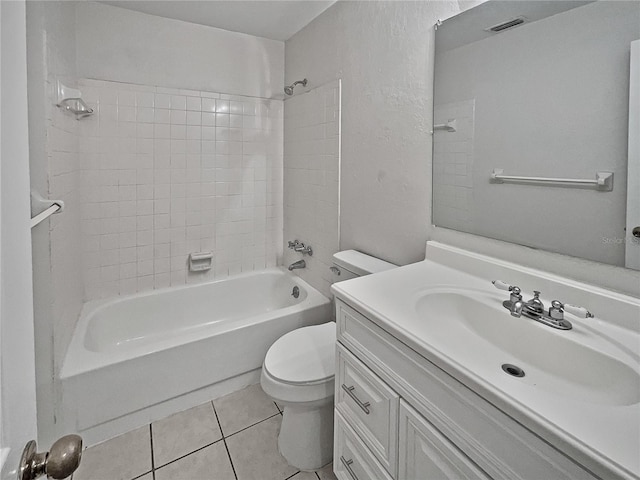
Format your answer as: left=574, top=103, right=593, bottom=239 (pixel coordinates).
left=261, top=322, right=336, bottom=471
left=261, top=250, right=396, bottom=471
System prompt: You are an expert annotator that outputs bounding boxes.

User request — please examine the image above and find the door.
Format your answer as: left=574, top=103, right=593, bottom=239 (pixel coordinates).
left=0, top=0, right=39, bottom=478
left=626, top=40, right=640, bottom=269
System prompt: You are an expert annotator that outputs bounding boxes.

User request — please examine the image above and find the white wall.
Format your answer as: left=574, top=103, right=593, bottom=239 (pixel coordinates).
left=286, top=1, right=465, bottom=267
left=26, top=0, right=83, bottom=446
left=434, top=1, right=638, bottom=267
left=283, top=80, right=340, bottom=298
left=285, top=0, right=640, bottom=297
left=75, top=2, right=284, bottom=98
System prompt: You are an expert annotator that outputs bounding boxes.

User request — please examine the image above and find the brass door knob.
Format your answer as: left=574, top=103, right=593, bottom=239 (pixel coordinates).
left=19, top=434, right=82, bottom=480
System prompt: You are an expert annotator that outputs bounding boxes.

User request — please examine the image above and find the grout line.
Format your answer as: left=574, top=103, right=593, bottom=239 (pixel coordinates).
left=284, top=473, right=301, bottom=479
left=212, top=401, right=238, bottom=480
left=153, top=438, right=224, bottom=471
left=315, top=473, right=321, bottom=480
left=131, top=471, right=153, bottom=480
left=149, top=424, right=156, bottom=480
left=223, top=412, right=282, bottom=439
left=273, top=401, right=282, bottom=413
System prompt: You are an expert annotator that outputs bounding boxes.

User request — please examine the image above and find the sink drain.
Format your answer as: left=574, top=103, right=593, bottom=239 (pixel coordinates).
left=502, top=363, right=525, bottom=377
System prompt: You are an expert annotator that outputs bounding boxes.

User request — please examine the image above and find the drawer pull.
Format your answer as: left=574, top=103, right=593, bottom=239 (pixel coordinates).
left=342, top=384, right=371, bottom=414
left=340, top=456, right=359, bottom=480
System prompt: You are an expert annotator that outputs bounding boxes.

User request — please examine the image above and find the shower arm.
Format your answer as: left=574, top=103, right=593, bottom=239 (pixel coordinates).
left=284, top=78, right=308, bottom=95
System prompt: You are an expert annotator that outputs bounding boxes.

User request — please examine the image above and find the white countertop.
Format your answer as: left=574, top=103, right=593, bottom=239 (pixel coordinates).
left=331, top=243, right=640, bottom=480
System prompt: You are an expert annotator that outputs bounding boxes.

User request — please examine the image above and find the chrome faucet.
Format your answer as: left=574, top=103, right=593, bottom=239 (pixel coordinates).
left=492, top=280, right=594, bottom=330
left=287, top=239, right=313, bottom=256
left=288, top=260, right=306, bottom=271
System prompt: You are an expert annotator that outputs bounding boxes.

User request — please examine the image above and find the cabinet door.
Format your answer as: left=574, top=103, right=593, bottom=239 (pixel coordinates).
left=399, top=401, right=490, bottom=480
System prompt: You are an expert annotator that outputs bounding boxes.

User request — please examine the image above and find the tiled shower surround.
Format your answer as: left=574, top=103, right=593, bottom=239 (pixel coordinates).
left=77, top=79, right=283, bottom=299
left=283, top=81, right=340, bottom=298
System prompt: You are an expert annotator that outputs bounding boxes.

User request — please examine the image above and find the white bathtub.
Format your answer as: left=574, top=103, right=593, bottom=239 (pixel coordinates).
left=60, top=268, right=331, bottom=445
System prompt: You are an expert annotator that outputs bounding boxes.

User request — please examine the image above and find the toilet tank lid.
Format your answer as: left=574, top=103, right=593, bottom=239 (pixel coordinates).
left=332, top=250, right=396, bottom=276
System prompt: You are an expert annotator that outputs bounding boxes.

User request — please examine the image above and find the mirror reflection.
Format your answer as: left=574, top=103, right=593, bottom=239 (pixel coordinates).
left=433, top=1, right=640, bottom=269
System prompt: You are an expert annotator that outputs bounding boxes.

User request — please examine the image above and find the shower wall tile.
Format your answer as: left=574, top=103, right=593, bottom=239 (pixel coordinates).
left=46, top=80, right=84, bottom=371
left=283, top=80, right=341, bottom=298
left=78, top=79, right=283, bottom=300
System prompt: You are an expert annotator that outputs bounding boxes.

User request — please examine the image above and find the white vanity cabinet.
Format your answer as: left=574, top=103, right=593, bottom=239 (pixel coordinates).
left=333, top=298, right=601, bottom=480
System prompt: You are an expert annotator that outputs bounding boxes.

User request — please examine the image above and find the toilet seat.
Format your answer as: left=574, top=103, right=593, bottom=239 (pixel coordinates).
left=263, top=322, right=336, bottom=385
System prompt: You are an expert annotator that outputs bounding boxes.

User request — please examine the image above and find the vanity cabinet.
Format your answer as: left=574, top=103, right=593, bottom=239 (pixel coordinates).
left=333, top=298, right=600, bottom=480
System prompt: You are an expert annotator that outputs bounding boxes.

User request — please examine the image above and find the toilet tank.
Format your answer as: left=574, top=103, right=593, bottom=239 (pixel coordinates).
left=332, top=250, right=396, bottom=281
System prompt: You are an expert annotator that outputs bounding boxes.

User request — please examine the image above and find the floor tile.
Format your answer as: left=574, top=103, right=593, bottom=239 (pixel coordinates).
left=152, top=402, right=222, bottom=467
left=154, top=441, right=235, bottom=480
left=134, top=475, right=152, bottom=480
left=316, top=463, right=338, bottom=480
left=73, top=426, right=152, bottom=480
left=213, top=384, right=279, bottom=436
left=226, top=415, right=297, bottom=480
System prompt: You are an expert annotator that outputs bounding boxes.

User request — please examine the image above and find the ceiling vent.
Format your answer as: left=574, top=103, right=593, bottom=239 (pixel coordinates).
left=486, top=16, right=527, bottom=32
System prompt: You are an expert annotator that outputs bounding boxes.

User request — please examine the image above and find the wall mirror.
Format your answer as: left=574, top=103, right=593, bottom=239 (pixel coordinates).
left=433, top=0, right=640, bottom=270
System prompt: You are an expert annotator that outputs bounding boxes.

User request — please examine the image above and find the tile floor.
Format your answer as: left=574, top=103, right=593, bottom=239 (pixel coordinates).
left=72, top=384, right=338, bottom=480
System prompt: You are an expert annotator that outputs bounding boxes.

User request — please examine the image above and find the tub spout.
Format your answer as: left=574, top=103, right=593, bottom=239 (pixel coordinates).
left=288, top=260, right=306, bottom=271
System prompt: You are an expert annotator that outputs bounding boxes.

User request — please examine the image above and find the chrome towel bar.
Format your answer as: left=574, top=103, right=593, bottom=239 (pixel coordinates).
left=30, top=202, right=62, bottom=228
left=491, top=169, right=613, bottom=191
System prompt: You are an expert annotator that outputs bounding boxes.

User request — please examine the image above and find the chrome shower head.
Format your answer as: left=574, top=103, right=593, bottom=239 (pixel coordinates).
left=284, top=78, right=308, bottom=96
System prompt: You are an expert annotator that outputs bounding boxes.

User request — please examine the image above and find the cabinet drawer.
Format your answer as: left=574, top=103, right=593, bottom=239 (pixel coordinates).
left=336, top=344, right=399, bottom=477
left=335, top=410, right=393, bottom=480
left=399, top=400, right=490, bottom=480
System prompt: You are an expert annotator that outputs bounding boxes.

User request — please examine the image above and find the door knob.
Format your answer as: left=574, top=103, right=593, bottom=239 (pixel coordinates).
left=632, top=226, right=640, bottom=238
left=19, top=434, right=82, bottom=480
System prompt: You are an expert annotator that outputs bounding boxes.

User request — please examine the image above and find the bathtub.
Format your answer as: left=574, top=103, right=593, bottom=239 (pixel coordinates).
left=60, top=268, right=331, bottom=445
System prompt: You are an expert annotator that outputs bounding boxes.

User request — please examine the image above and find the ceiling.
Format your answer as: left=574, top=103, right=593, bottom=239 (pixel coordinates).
left=99, top=0, right=336, bottom=41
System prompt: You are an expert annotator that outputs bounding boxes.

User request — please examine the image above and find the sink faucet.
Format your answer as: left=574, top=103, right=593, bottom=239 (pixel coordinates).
left=492, top=280, right=594, bottom=330
left=288, top=260, right=306, bottom=271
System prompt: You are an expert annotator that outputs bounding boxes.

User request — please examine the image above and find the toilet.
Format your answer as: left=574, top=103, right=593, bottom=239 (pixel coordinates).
left=260, top=250, right=396, bottom=471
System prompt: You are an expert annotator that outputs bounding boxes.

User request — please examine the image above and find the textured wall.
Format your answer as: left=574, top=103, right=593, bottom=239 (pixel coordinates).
left=286, top=0, right=640, bottom=296
left=286, top=1, right=464, bottom=266
left=75, top=2, right=284, bottom=98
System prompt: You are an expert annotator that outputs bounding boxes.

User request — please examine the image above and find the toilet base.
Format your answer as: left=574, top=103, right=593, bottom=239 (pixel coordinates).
left=278, top=400, right=334, bottom=471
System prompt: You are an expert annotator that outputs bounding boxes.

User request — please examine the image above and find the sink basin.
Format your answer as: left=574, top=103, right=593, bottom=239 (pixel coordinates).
left=413, top=288, right=640, bottom=406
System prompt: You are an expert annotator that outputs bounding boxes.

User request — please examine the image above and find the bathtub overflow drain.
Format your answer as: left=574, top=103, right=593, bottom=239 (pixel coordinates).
left=501, top=364, right=525, bottom=377
left=291, top=286, right=300, bottom=298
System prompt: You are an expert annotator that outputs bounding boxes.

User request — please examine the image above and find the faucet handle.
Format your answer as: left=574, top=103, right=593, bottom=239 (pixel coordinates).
left=492, top=280, right=512, bottom=291
left=288, top=239, right=299, bottom=249
left=549, top=301, right=594, bottom=320
left=564, top=303, right=594, bottom=319
left=492, top=280, right=521, bottom=299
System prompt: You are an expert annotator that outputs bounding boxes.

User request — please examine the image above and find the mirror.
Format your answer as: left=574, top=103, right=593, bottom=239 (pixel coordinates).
left=433, top=1, right=640, bottom=269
